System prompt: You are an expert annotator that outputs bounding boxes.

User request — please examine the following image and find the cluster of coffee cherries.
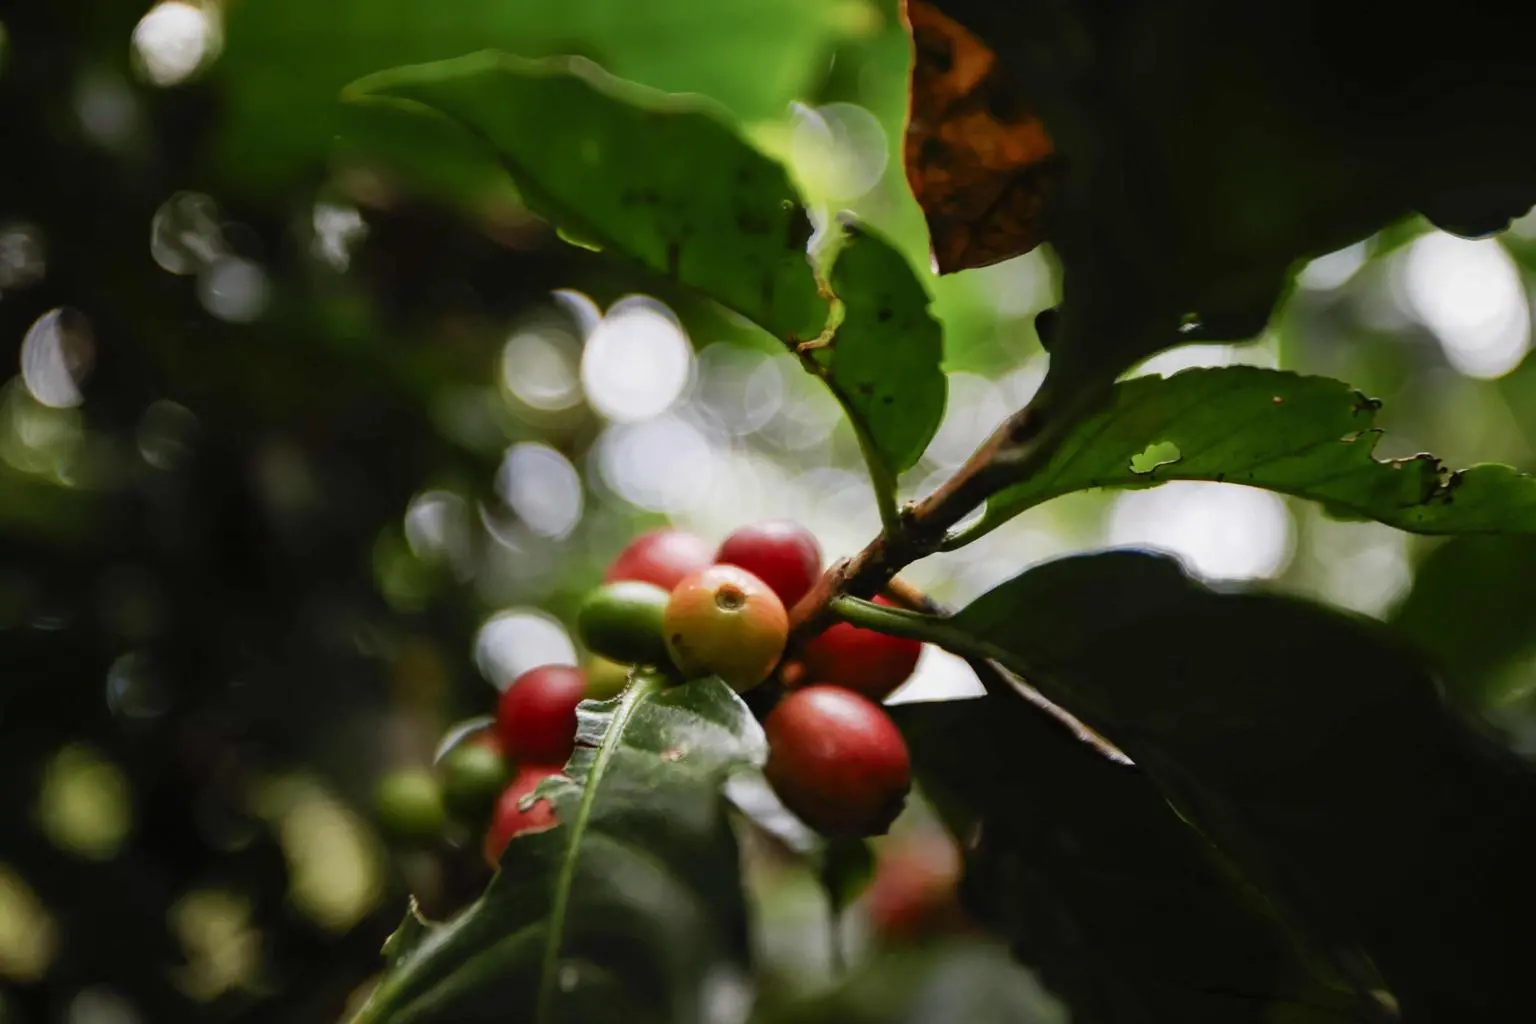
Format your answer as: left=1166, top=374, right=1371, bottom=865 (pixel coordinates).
left=577, top=521, right=922, bottom=840
left=377, top=521, right=923, bottom=867
left=373, top=662, right=600, bottom=868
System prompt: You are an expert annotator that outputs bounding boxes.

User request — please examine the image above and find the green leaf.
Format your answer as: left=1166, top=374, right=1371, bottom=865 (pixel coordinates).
left=343, top=53, right=946, bottom=481
left=893, top=698, right=1381, bottom=1023
left=819, top=221, right=948, bottom=475
left=333, top=96, right=523, bottom=223
left=349, top=671, right=765, bottom=1024
left=218, top=0, right=871, bottom=193
left=345, top=53, right=826, bottom=343
left=960, top=365, right=1536, bottom=545
left=949, top=550, right=1536, bottom=1020
left=1388, top=535, right=1536, bottom=708
left=752, top=940, right=1067, bottom=1024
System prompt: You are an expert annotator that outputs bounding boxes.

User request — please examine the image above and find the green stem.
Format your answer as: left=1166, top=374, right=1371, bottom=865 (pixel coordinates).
left=826, top=595, right=1017, bottom=667
left=848, top=415, right=902, bottom=537
left=827, top=902, right=846, bottom=978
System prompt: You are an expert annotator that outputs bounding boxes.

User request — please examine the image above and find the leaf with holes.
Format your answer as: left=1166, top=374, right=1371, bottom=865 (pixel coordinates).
left=348, top=670, right=763, bottom=1024
left=892, top=697, right=1382, bottom=1023
left=955, top=365, right=1536, bottom=546
left=342, top=54, right=947, bottom=481
left=949, top=549, right=1536, bottom=1020
left=913, top=2, right=1536, bottom=385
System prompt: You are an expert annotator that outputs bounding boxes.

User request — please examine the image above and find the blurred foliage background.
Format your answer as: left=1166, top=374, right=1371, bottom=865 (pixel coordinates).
left=3, top=1, right=1536, bottom=1021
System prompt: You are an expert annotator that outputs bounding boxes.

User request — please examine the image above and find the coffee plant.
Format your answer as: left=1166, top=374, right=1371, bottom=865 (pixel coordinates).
left=6, top=1, right=1536, bottom=1022
left=333, top=5, right=1536, bottom=1022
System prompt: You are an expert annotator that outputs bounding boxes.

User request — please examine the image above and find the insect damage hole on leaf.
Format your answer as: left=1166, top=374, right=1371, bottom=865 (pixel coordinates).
left=1129, top=441, right=1181, bottom=475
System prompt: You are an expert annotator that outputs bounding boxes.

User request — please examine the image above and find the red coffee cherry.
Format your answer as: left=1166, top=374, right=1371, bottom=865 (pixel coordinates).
left=664, top=565, right=788, bottom=691
left=715, top=519, right=823, bottom=610
left=865, top=834, right=965, bottom=942
left=604, top=528, right=714, bottom=591
left=483, top=765, right=560, bottom=867
left=496, top=665, right=587, bottom=766
left=764, top=685, right=911, bottom=838
left=799, top=595, right=922, bottom=700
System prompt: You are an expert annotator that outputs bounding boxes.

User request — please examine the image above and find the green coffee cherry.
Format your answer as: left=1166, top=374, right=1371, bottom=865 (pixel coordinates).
left=576, top=581, right=670, bottom=666
left=584, top=655, right=633, bottom=701
left=440, top=736, right=511, bottom=824
left=375, top=768, right=448, bottom=845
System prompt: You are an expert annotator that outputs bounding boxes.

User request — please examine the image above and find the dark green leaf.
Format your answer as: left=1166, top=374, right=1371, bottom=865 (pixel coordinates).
left=333, top=96, right=522, bottom=222
left=753, top=940, right=1067, bottom=1024
left=343, top=54, right=946, bottom=478
left=893, top=698, right=1381, bottom=1023
left=960, top=366, right=1536, bottom=545
left=950, top=550, right=1536, bottom=1020
left=218, top=0, right=865, bottom=193
left=924, top=1, right=1536, bottom=385
left=349, top=671, right=764, bottom=1024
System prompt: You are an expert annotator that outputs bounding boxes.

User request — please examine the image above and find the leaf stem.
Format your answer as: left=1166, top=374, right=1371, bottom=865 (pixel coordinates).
left=536, top=670, right=660, bottom=1022
left=826, top=595, right=1011, bottom=661
left=850, top=415, right=902, bottom=536
left=826, top=596, right=1133, bottom=765
left=827, top=904, right=846, bottom=978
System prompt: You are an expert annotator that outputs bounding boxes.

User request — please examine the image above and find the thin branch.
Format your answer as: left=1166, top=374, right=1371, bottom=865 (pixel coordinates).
left=787, top=377, right=1109, bottom=643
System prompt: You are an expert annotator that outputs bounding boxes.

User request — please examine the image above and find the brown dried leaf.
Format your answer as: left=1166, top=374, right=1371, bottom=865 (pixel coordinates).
left=903, top=0, right=1058, bottom=273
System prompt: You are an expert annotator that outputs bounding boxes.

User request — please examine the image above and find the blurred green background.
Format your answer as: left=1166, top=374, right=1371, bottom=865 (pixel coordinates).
left=3, top=1, right=1535, bottom=1021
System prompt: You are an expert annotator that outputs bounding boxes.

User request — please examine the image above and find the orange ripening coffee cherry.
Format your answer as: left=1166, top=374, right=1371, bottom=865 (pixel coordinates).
left=764, top=685, right=911, bottom=838
left=800, top=595, right=922, bottom=700
left=496, top=665, right=587, bottom=766
left=664, top=565, right=788, bottom=691
left=605, top=528, right=714, bottom=591
left=483, top=765, right=560, bottom=867
left=715, top=519, right=823, bottom=610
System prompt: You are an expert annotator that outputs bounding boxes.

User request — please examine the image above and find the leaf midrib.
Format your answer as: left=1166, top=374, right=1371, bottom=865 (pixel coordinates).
left=536, top=670, right=660, bottom=1022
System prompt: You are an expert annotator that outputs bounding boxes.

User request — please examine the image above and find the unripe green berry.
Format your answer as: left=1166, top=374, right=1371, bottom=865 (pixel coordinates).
left=583, top=655, right=633, bottom=701
left=375, top=768, right=448, bottom=845
left=440, top=735, right=511, bottom=824
left=577, top=581, right=670, bottom=666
